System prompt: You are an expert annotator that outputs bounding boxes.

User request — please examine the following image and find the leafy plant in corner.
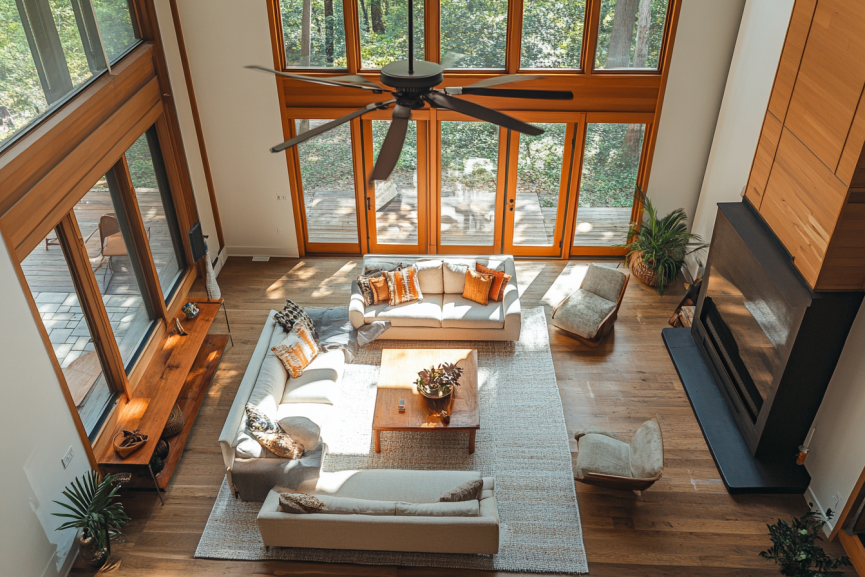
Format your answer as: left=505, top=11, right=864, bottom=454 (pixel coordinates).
left=759, top=509, right=851, bottom=577
left=621, top=189, right=706, bottom=295
left=52, top=470, right=129, bottom=567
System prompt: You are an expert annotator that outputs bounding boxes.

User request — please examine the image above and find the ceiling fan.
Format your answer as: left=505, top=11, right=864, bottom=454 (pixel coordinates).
left=249, top=0, right=574, bottom=183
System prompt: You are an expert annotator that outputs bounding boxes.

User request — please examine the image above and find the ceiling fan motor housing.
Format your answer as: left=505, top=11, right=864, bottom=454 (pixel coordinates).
left=380, top=60, right=444, bottom=97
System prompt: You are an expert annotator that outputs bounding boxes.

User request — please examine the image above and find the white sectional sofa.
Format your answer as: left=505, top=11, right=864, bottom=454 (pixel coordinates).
left=258, top=469, right=499, bottom=554
left=219, top=310, right=346, bottom=500
left=350, top=254, right=521, bottom=341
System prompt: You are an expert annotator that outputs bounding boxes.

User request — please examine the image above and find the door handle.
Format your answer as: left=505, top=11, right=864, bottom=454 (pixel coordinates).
left=366, top=197, right=371, bottom=211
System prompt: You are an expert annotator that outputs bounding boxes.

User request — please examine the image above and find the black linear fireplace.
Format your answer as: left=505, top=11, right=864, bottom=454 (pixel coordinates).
left=664, top=202, right=863, bottom=493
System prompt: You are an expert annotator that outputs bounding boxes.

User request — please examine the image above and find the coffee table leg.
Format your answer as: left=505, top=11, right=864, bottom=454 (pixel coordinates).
left=469, top=430, right=476, bottom=454
left=374, top=430, right=381, bottom=453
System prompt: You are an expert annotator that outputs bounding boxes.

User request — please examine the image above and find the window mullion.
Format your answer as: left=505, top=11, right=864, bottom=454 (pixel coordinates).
left=505, top=0, right=523, bottom=74
left=56, top=212, right=132, bottom=400
left=343, top=0, right=361, bottom=73
left=425, top=0, right=440, bottom=63
left=582, top=0, right=602, bottom=75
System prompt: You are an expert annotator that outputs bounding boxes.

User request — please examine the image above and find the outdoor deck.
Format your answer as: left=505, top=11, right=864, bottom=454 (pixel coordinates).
left=305, top=189, right=632, bottom=246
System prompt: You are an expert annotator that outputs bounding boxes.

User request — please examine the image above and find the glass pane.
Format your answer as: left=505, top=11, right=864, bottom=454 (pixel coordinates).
left=295, top=119, right=359, bottom=243
left=281, top=0, right=347, bottom=68
left=521, top=0, right=586, bottom=69
left=574, top=123, right=645, bottom=246
left=440, top=121, right=499, bottom=245
left=21, top=230, right=115, bottom=435
left=1, top=0, right=107, bottom=147
left=73, top=174, right=156, bottom=370
left=513, top=124, right=566, bottom=246
left=372, top=119, right=418, bottom=244
left=595, top=0, right=669, bottom=70
left=441, top=0, right=507, bottom=68
left=359, top=0, right=424, bottom=69
left=126, top=129, right=186, bottom=301
left=91, top=0, right=139, bottom=62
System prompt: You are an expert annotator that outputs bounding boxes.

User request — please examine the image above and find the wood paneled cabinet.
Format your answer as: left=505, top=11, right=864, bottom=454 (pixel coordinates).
left=745, top=0, right=865, bottom=291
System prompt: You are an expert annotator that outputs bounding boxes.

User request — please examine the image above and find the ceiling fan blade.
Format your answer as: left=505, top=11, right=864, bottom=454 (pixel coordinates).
left=463, top=74, right=544, bottom=89
left=246, top=65, right=385, bottom=92
left=271, top=100, right=396, bottom=153
left=425, top=92, right=543, bottom=136
left=456, top=87, right=573, bottom=100
left=370, top=104, right=412, bottom=182
left=327, top=74, right=383, bottom=89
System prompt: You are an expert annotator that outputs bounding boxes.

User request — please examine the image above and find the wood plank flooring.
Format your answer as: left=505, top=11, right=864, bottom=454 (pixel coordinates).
left=71, top=257, right=853, bottom=576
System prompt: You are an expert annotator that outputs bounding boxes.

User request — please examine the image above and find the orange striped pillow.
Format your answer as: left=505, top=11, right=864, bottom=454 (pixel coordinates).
left=476, top=263, right=512, bottom=302
left=369, top=275, right=390, bottom=304
left=463, top=268, right=495, bottom=305
left=272, top=323, right=319, bottom=378
left=386, top=264, right=423, bottom=305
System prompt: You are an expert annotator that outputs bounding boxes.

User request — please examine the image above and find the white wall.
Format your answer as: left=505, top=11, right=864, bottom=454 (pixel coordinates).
left=153, top=0, right=220, bottom=256
left=173, top=0, right=299, bottom=257
left=0, top=236, right=90, bottom=577
left=690, top=0, right=794, bottom=242
left=806, top=300, right=865, bottom=533
left=646, top=0, right=746, bottom=224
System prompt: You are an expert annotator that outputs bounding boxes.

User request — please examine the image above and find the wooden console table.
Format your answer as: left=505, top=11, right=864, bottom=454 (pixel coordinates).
left=94, top=300, right=228, bottom=502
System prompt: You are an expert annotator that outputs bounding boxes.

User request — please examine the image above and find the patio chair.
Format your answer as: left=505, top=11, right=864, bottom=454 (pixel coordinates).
left=572, top=417, right=664, bottom=494
left=93, top=214, right=148, bottom=287
left=551, top=263, right=629, bottom=347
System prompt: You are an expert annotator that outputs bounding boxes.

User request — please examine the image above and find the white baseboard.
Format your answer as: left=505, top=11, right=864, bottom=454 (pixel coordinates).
left=226, top=245, right=300, bottom=258
left=805, top=485, right=835, bottom=537
left=58, top=537, right=79, bottom=577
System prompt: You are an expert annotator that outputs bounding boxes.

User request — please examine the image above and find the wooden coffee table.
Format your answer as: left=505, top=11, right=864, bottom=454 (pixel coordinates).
left=373, top=349, right=479, bottom=453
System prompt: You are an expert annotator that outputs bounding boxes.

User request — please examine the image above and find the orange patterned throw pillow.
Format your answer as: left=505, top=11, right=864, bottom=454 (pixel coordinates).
left=386, top=264, right=423, bottom=305
left=272, top=323, right=319, bottom=378
left=368, top=274, right=390, bottom=305
left=476, top=263, right=512, bottom=302
left=463, top=268, right=495, bottom=305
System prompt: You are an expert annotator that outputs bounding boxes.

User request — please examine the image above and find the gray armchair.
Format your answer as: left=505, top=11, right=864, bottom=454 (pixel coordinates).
left=571, top=417, right=664, bottom=493
left=552, top=263, right=628, bottom=347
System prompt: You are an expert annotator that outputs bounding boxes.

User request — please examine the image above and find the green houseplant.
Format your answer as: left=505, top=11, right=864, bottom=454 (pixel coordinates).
left=622, top=191, right=706, bottom=295
left=52, top=470, right=129, bottom=567
left=759, top=509, right=851, bottom=577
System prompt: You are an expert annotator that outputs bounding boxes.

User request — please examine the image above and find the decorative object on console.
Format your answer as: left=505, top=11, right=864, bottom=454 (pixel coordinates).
left=113, top=429, right=148, bottom=458
left=149, top=454, right=165, bottom=475
left=463, top=268, right=495, bottom=305
left=415, top=362, right=463, bottom=399
left=622, top=193, right=705, bottom=295
left=154, top=439, right=170, bottom=460
left=161, top=403, right=186, bottom=438
left=278, top=493, right=325, bottom=514
left=52, top=470, right=130, bottom=568
left=440, top=478, right=483, bottom=502
left=476, top=262, right=511, bottom=302
left=174, top=318, right=187, bottom=336
left=552, top=264, right=629, bottom=347
left=386, top=264, right=423, bottom=305
left=204, top=241, right=221, bottom=300
left=272, top=323, right=320, bottom=378
left=759, top=509, right=850, bottom=576
left=181, top=302, right=199, bottom=319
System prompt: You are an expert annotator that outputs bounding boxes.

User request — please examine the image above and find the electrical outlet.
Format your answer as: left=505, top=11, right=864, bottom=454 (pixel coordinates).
left=276, top=195, right=287, bottom=201
left=61, top=446, right=74, bottom=469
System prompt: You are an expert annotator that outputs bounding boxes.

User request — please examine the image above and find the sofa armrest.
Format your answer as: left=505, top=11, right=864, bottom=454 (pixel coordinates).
left=349, top=280, right=366, bottom=329
left=502, top=257, right=521, bottom=340
left=573, top=426, right=625, bottom=442
left=219, top=310, right=279, bottom=474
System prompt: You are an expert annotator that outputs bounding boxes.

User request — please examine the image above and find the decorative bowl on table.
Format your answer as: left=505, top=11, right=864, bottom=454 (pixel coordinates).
left=181, top=302, right=199, bottom=319
left=113, top=429, right=148, bottom=458
left=415, top=363, right=463, bottom=400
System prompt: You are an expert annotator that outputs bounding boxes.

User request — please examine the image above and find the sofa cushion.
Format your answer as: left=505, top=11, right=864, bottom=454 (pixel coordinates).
left=281, top=349, right=344, bottom=404
left=363, top=259, right=404, bottom=275
left=476, top=262, right=511, bottom=302
left=443, top=259, right=476, bottom=293
left=441, top=294, right=504, bottom=329
left=386, top=264, right=423, bottom=305
left=582, top=263, right=627, bottom=303
left=553, top=289, right=616, bottom=339
left=439, top=478, right=483, bottom=502
left=272, top=323, right=320, bottom=378
left=414, top=259, right=443, bottom=293
left=279, top=493, right=325, bottom=513
left=277, top=416, right=321, bottom=449
left=463, top=268, right=494, bottom=305
left=306, top=469, right=482, bottom=502
left=318, top=495, right=396, bottom=516
left=364, top=294, right=443, bottom=327
left=395, top=501, right=479, bottom=517
left=629, top=418, right=664, bottom=478
left=574, top=433, right=632, bottom=479
left=235, top=403, right=334, bottom=460
left=246, top=327, right=291, bottom=417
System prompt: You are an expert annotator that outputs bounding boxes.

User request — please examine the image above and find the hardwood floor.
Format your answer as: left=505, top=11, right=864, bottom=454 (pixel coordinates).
left=71, top=257, right=853, bottom=576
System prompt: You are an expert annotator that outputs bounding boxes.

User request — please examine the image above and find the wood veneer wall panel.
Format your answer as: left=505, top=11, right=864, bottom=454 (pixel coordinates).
left=815, top=190, right=865, bottom=290
left=745, top=113, right=783, bottom=208
left=767, top=0, right=816, bottom=122
left=784, top=0, right=865, bottom=172
left=837, top=87, right=865, bottom=185
left=760, top=128, right=848, bottom=286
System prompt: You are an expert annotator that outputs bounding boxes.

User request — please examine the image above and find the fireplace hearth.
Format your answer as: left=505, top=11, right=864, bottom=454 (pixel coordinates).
left=664, top=202, right=863, bottom=493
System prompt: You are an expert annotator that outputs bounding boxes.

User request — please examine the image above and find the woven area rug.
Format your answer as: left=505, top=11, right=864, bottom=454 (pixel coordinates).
left=195, top=307, right=588, bottom=574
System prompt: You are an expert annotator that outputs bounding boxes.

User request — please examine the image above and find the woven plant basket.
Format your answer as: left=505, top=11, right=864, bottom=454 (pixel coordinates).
left=629, top=251, right=659, bottom=287
left=161, top=404, right=185, bottom=438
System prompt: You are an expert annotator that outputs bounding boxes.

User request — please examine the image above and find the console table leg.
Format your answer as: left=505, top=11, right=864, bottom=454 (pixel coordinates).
left=374, top=430, right=381, bottom=453
left=148, top=464, right=165, bottom=506
left=469, top=430, right=476, bottom=454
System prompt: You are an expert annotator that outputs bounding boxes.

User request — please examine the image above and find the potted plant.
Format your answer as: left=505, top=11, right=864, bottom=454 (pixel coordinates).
left=622, top=190, right=706, bottom=296
left=759, top=508, right=851, bottom=576
left=415, top=362, right=464, bottom=399
left=52, top=470, right=129, bottom=567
